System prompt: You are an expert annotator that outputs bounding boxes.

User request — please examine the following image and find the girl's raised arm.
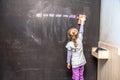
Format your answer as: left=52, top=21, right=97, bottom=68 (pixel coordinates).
left=78, top=14, right=86, bottom=34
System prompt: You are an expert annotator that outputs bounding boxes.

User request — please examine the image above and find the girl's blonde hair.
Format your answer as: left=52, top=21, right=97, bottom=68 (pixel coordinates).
left=68, top=28, right=78, bottom=47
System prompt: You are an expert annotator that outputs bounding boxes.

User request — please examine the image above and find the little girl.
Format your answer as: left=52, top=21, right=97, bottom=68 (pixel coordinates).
left=65, top=14, right=86, bottom=80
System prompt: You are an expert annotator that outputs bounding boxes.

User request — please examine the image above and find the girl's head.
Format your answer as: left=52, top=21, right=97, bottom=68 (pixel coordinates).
left=68, top=28, right=78, bottom=47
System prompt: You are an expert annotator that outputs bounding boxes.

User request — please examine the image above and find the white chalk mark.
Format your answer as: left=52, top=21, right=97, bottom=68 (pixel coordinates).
left=36, top=13, right=42, bottom=17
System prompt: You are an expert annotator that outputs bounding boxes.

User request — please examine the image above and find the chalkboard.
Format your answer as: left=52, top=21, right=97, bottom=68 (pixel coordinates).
left=0, top=0, right=100, bottom=80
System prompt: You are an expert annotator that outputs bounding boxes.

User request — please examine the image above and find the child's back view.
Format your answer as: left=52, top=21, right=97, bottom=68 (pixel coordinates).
left=65, top=14, right=87, bottom=80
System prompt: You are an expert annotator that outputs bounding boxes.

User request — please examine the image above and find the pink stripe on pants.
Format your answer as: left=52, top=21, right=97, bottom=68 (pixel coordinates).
left=72, top=65, right=84, bottom=80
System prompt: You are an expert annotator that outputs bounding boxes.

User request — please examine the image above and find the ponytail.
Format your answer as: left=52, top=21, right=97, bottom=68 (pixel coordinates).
left=73, top=39, right=78, bottom=47
left=67, top=28, right=78, bottom=47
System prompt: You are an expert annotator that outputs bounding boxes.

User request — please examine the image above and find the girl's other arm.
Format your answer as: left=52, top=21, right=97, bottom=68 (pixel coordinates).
left=67, top=50, right=72, bottom=69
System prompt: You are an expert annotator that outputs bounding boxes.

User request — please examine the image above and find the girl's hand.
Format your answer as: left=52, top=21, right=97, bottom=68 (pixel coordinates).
left=67, top=63, right=71, bottom=69
left=79, top=14, right=86, bottom=22
left=78, top=14, right=86, bottom=25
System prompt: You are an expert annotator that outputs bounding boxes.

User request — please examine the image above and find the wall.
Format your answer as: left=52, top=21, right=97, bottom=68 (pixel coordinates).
left=100, top=0, right=120, bottom=46
left=98, top=0, right=120, bottom=80
left=98, top=41, right=120, bottom=80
